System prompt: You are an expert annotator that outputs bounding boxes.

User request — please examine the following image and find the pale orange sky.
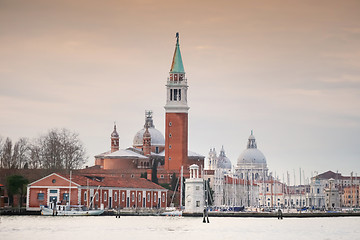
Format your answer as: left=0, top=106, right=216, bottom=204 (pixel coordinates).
left=1, top=0, right=360, bottom=181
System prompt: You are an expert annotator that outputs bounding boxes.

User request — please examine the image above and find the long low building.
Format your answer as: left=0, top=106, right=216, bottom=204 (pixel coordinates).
left=26, top=173, right=167, bottom=211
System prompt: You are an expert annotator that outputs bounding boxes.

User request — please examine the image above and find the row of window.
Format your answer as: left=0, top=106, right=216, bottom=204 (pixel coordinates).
left=37, top=190, right=68, bottom=201
left=85, top=191, right=166, bottom=203
left=38, top=191, right=166, bottom=204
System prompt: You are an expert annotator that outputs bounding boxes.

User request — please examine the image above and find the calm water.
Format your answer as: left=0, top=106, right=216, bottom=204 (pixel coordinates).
left=1, top=215, right=359, bottom=240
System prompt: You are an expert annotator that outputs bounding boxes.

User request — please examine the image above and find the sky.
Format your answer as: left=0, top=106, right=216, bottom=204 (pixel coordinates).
left=1, top=0, right=360, bottom=184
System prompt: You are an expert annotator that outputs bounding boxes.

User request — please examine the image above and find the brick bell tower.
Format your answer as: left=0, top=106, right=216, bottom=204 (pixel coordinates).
left=164, top=33, right=189, bottom=171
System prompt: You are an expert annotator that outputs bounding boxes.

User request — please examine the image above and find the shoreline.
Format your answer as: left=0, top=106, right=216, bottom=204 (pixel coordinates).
left=2, top=208, right=360, bottom=218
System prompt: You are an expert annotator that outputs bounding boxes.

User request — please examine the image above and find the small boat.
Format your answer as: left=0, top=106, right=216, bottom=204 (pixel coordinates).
left=40, top=205, right=104, bottom=216
left=161, top=210, right=182, bottom=217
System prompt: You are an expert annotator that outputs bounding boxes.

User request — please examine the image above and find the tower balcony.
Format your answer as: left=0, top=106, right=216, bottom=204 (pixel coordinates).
left=166, top=79, right=188, bottom=86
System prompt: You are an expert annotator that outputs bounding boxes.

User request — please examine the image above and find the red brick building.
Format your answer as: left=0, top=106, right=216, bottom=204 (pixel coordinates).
left=26, top=173, right=167, bottom=211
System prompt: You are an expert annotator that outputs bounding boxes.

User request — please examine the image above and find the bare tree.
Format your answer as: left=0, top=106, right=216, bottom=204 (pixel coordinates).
left=1, top=129, right=87, bottom=170
left=0, top=138, right=30, bottom=169
left=34, top=128, right=87, bottom=170
left=14, top=138, right=30, bottom=169
left=1, top=138, right=13, bottom=168
left=28, top=143, right=42, bottom=169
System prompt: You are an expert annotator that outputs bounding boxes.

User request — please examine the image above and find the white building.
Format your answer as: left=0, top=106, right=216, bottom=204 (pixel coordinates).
left=325, top=179, right=340, bottom=210
left=184, top=164, right=205, bottom=213
left=235, top=131, right=269, bottom=182
left=206, top=146, right=232, bottom=207
left=257, top=180, right=285, bottom=208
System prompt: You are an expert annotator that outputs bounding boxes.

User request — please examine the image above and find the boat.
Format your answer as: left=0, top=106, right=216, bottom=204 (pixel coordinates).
left=40, top=205, right=104, bottom=216
left=161, top=210, right=182, bottom=216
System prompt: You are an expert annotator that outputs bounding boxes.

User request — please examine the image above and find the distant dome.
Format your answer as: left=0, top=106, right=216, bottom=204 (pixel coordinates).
left=217, top=146, right=232, bottom=169
left=133, top=110, right=165, bottom=147
left=237, top=131, right=267, bottom=167
left=133, top=127, right=165, bottom=147
left=237, top=148, right=266, bottom=165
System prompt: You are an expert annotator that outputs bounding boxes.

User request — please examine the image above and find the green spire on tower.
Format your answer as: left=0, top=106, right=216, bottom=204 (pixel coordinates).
left=170, top=32, right=185, bottom=73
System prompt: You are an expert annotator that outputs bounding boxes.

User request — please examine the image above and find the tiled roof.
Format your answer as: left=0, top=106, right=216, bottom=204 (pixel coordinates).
left=58, top=173, right=165, bottom=190
left=315, top=171, right=343, bottom=180
left=224, top=176, right=257, bottom=186
left=96, top=148, right=148, bottom=159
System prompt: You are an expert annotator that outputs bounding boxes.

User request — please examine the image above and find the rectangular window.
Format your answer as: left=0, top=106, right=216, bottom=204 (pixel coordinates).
left=63, top=193, right=69, bottom=202
left=96, top=192, right=99, bottom=201
left=147, top=193, right=150, bottom=202
left=115, top=192, right=118, bottom=202
left=37, top=193, right=44, bottom=200
left=170, top=89, right=173, bottom=101
left=49, top=190, right=57, bottom=194
left=174, top=89, right=178, bottom=101
left=122, top=192, right=125, bottom=202
left=178, top=89, right=181, bottom=101
left=196, top=201, right=200, bottom=207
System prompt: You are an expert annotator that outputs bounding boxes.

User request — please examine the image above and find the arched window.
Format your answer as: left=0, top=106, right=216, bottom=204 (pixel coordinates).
left=138, top=192, right=141, bottom=202
left=147, top=193, right=150, bottom=202
left=114, top=192, right=118, bottom=202
left=104, top=192, right=107, bottom=202
left=84, top=191, right=87, bottom=202
left=162, top=193, right=165, bottom=202
left=154, top=193, right=157, bottom=202
left=122, top=192, right=125, bottom=202
left=132, top=192, right=135, bottom=202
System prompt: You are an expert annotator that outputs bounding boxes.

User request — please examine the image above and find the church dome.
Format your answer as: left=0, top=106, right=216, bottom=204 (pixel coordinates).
left=133, top=111, right=165, bottom=147
left=237, top=131, right=267, bottom=166
left=133, top=127, right=165, bottom=147
left=217, top=146, right=232, bottom=169
left=237, top=148, right=266, bottom=165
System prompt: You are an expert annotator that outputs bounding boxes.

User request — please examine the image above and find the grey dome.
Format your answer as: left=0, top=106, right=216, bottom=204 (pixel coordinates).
left=237, top=131, right=267, bottom=166
left=133, top=110, right=165, bottom=147
left=217, top=146, right=232, bottom=169
left=133, top=127, right=165, bottom=147
left=237, top=148, right=266, bottom=165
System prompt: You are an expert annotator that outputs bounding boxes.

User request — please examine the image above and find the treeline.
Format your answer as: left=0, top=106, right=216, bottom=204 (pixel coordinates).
left=0, top=128, right=87, bottom=170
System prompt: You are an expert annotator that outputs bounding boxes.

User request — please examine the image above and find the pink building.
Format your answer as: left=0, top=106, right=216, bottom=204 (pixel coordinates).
left=26, top=173, right=167, bottom=211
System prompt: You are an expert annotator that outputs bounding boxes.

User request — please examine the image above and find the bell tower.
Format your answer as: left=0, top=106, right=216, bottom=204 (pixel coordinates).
left=164, top=33, right=189, bottom=171
left=111, top=123, right=119, bottom=153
